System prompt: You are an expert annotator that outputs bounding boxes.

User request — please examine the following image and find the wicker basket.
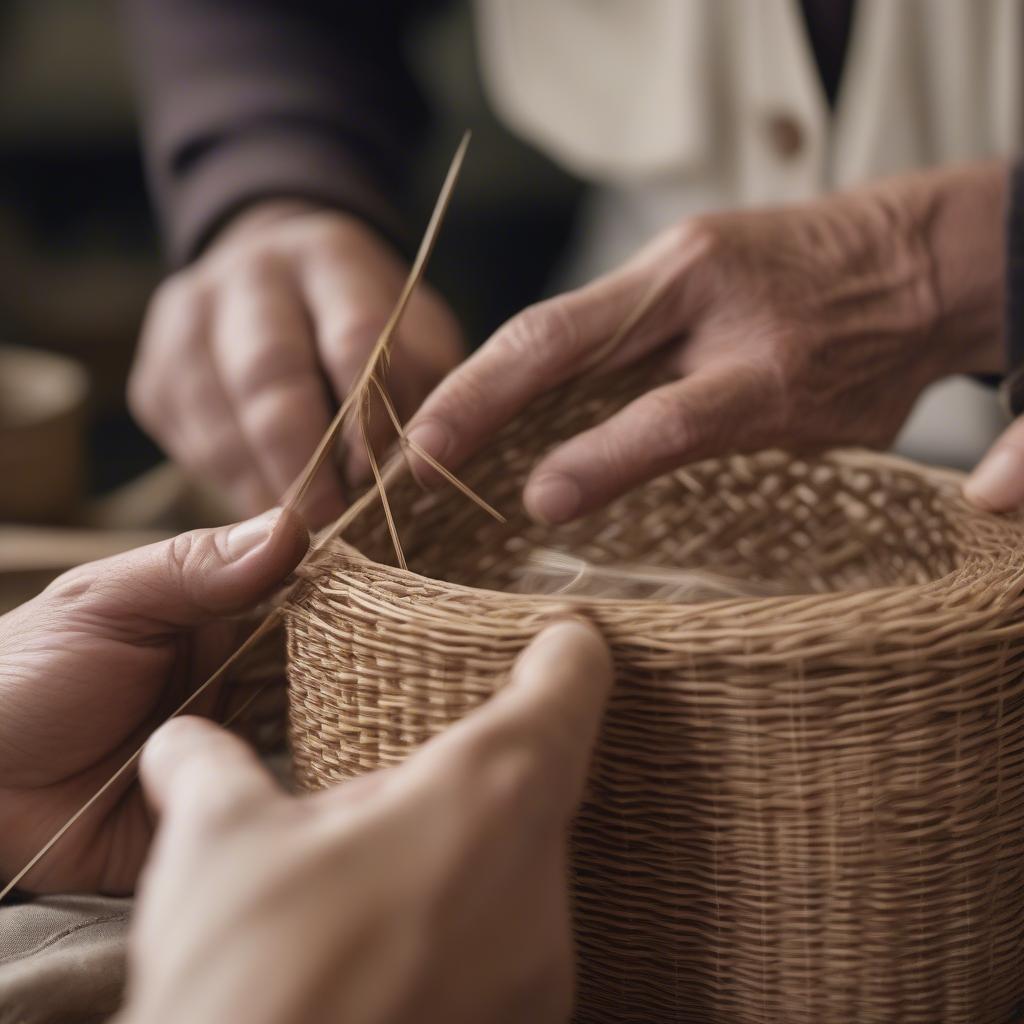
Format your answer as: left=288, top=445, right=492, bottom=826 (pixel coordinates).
left=285, top=372, right=1024, bottom=1024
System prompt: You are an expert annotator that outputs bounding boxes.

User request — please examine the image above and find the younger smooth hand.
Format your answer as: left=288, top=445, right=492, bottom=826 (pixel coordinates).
left=0, top=510, right=307, bottom=893
left=118, top=620, right=612, bottom=1024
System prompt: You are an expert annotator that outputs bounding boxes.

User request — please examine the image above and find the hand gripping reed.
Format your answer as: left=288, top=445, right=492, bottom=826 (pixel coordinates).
left=0, top=132, right=477, bottom=902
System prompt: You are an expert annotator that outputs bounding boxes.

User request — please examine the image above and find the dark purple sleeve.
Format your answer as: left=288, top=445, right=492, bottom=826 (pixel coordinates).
left=121, top=0, right=430, bottom=265
left=995, top=162, right=1024, bottom=412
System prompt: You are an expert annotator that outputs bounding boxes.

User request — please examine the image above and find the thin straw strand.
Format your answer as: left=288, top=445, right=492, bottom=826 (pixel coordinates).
left=579, top=262, right=679, bottom=376
left=282, top=131, right=471, bottom=514
left=360, top=400, right=407, bottom=570
left=369, top=375, right=505, bottom=524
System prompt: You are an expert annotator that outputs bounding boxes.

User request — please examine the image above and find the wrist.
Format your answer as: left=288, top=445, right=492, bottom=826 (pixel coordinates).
left=214, top=198, right=325, bottom=249
left=211, top=200, right=401, bottom=267
left=879, top=160, right=1009, bottom=378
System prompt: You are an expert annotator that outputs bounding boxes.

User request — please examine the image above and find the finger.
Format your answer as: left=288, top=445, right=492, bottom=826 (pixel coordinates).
left=210, top=260, right=346, bottom=526
left=132, top=277, right=275, bottom=515
left=299, top=249, right=412, bottom=475
left=140, top=716, right=276, bottom=826
left=175, top=355, right=277, bottom=514
left=523, top=363, right=773, bottom=523
left=964, top=416, right=1024, bottom=511
left=46, top=508, right=308, bottom=630
left=434, top=619, right=613, bottom=817
left=403, top=233, right=684, bottom=480
left=129, top=276, right=199, bottom=441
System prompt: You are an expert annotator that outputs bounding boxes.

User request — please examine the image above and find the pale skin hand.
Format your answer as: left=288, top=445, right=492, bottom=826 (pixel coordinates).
left=129, top=202, right=464, bottom=526
left=115, top=620, right=612, bottom=1024
left=406, top=161, right=1008, bottom=524
left=0, top=509, right=308, bottom=894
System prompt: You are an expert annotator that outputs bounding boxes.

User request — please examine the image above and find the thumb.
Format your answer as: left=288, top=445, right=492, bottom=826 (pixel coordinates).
left=502, top=619, right=613, bottom=811
left=53, top=508, right=308, bottom=630
left=964, top=417, right=1024, bottom=512
left=440, top=619, right=614, bottom=818
left=140, top=716, right=277, bottom=826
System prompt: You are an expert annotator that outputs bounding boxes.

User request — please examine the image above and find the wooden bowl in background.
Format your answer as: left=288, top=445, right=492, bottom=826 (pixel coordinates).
left=0, top=345, right=88, bottom=523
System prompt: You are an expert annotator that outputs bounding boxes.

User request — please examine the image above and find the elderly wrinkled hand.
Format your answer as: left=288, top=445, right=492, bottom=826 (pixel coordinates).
left=406, top=162, right=1006, bottom=524
left=0, top=510, right=307, bottom=894
left=116, top=620, right=612, bottom=1024
left=129, top=202, right=464, bottom=526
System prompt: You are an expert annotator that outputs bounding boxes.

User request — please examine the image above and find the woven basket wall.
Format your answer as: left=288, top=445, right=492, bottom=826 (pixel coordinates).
left=285, top=372, right=1024, bottom=1024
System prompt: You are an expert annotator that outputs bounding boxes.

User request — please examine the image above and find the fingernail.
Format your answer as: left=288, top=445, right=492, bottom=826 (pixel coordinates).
left=526, top=474, right=581, bottom=524
left=406, top=421, right=452, bottom=463
left=224, top=509, right=281, bottom=560
left=964, top=450, right=1022, bottom=511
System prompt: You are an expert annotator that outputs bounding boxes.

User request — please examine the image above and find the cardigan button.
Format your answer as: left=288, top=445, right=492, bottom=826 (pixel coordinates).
left=764, top=112, right=805, bottom=159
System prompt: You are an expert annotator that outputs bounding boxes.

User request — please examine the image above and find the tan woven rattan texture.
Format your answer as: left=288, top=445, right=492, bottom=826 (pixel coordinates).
left=286, top=373, right=1024, bottom=1023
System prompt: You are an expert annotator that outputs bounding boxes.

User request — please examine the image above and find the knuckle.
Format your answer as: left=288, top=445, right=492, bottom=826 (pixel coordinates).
left=42, top=564, right=97, bottom=603
left=233, top=246, right=284, bottom=283
left=164, top=528, right=234, bottom=616
left=308, top=223, right=353, bottom=262
left=670, top=215, right=725, bottom=259
left=165, top=531, right=220, bottom=608
left=208, top=236, right=282, bottom=281
left=166, top=530, right=199, bottom=586
left=248, top=383, right=297, bottom=430
left=642, top=389, right=702, bottom=460
left=145, top=273, right=208, bottom=340
left=499, top=300, right=578, bottom=363
left=324, top=314, right=386, bottom=358
left=244, top=384, right=306, bottom=454
left=232, top=340, right=312, bottom=405
left=663, top=216, right=736, bottom=293
left=147, top=272, right=194, bottom=321
left=305, top=216, right=386, bottom=266
left=435, top=368, right=490, bottom=428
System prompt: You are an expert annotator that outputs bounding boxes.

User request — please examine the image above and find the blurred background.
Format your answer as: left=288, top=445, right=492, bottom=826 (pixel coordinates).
left=0, top=0, right=581, bottom=492
left=0, top=0, right=1009, bottom=610
left=0, top=0, right=582, bottom=608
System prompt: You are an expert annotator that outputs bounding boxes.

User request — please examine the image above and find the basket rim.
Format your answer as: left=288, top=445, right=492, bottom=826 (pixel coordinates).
left=299, top=547, right=1023, bottom=631
left=316, top=447, right=1024, bottom=618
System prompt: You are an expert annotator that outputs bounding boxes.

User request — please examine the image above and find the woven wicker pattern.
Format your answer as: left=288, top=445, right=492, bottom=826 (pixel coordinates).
left=286, top=373, right=1024, bottom=1024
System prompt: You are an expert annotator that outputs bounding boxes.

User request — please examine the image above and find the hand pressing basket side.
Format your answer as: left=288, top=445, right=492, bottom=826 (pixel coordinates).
left=285, top=371, right=1024, bottom=1024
